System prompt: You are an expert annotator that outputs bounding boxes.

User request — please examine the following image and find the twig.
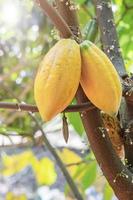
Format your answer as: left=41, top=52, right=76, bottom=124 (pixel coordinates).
left=35, top=0, right=73, bottom=38
left=0, top=101, right=95, bottom=113
left=93, top=0, right=127, bottom=77
left=0, top=132, right=32, bottom=138
left=66, top=159, right=94, bottom=167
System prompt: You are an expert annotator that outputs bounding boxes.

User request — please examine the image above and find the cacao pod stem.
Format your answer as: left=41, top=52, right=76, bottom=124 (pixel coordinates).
left=62, top=113, right=69, bottom=143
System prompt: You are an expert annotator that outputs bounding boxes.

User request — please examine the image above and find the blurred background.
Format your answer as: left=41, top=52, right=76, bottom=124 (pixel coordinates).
left=0, top=0, right=132, bottom=199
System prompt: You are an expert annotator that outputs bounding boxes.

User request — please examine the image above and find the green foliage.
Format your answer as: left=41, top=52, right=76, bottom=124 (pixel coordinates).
left=67, top=112, right=85, bottom=136
left=81, top=162, right=97, bottom=190
left=66, top=99, right=84, bottom=136
left=82, top=19, right=98, bottom=42
left=103, top=182, right=114, bottom=200
left=114, top=0, right=133, bottom=73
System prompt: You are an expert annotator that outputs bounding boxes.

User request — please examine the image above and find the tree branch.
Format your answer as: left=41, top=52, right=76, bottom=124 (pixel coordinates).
left=93, top=0, right=127, bottom=77
left=55, top=0, right=81, bottom=40
left=0, top=101, right=94, bottom=113
left=93, top=0, right=133, bottom=173
left=35, top=0, right=73, bottom=38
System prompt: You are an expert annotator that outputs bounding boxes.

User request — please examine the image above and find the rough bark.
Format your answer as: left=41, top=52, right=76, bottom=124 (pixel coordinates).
left=93, top=0, right=133, bottom=174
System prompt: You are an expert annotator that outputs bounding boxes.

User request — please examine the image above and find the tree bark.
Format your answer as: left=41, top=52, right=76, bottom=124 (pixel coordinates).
left=93, top=0, right=133, bottom=174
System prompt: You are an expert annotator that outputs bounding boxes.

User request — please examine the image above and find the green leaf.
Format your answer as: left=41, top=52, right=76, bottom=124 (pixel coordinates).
left=67, top=112, right=84, bottom=136
left=1, top=151, right=37, bottom=176
left=81, top=162, right=97, bottom=190
left=75, top=0, right=86, bottom=5
left=34, top=157, right=57, bottom=186
left=103, top=182, right=114, bottom=200
left=82, top=19, right=98, bottom=42
left=6, top=192, right=27, bottom=200
left=66, top=99, right=84, bottom=136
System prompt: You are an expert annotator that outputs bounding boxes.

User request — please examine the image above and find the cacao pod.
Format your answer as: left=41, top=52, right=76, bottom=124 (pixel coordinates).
left=34, top=39, right=81, bottom=121
left=101, top=112, right=124, bottom=159
left=80, top=40, right=122, bottom=116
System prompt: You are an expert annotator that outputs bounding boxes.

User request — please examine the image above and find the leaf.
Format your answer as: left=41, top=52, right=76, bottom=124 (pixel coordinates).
left=73, top=152, right=95, bottom=181
left=73, top=162, right=87, bottom=180
left=1, top=150, right=57, bottom=186
left=58, top=148, right=82, bottom=176
left=1, top=150, right=38, bottom=176
left=78, top=8, right=91, bottom=28
left=81, top=162, right=97, bottom=190
left=75, top=0, right=86, bottom=5
left=103, top=182, right=114, bottom=200
left=67, top=112, right=84, bottom=136
left=34, top=157, right=57, bottom=186
left=6, top=192, right=27, bottom=200
left=82, top=19, right=98, bottom=42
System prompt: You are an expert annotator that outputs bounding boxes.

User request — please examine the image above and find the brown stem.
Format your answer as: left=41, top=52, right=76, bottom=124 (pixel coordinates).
left=0, top=102, right=94, bottom=113
left=55, top=0, right=81, bottom=39
left=36, top=0, right=73, bottom=38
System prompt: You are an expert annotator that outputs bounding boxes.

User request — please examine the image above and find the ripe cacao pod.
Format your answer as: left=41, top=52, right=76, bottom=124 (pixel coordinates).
left=101, top=112, right=124, bottom=159
left=80, top=40, right=122, bottom=116
left=34, top=39, right=81, bottom=121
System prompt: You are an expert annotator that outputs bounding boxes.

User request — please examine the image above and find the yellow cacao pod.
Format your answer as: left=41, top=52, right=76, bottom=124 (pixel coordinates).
left=34, top=39, right=81, bottom=121
left=80, top=40, right=122, bottom=116
left=101, top=112, right=124, bottom=159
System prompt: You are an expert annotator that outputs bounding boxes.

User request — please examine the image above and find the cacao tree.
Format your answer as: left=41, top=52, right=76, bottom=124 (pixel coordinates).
left=0, top=0, right=133, bottom=199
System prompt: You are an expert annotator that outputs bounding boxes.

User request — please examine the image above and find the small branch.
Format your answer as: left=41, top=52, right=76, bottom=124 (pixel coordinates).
left=55, top=0, right=82, bottom=42
left=36, top=0, right=73, bottom=38
left=93, top=0, right=127, bottom=77
left=0, top=132, right=32, bottom=138
left=66, top=159, right=94, bottom=167
left=0, top=101, right=95, bottom=113
left=0, top=102, right=38, bottom=112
